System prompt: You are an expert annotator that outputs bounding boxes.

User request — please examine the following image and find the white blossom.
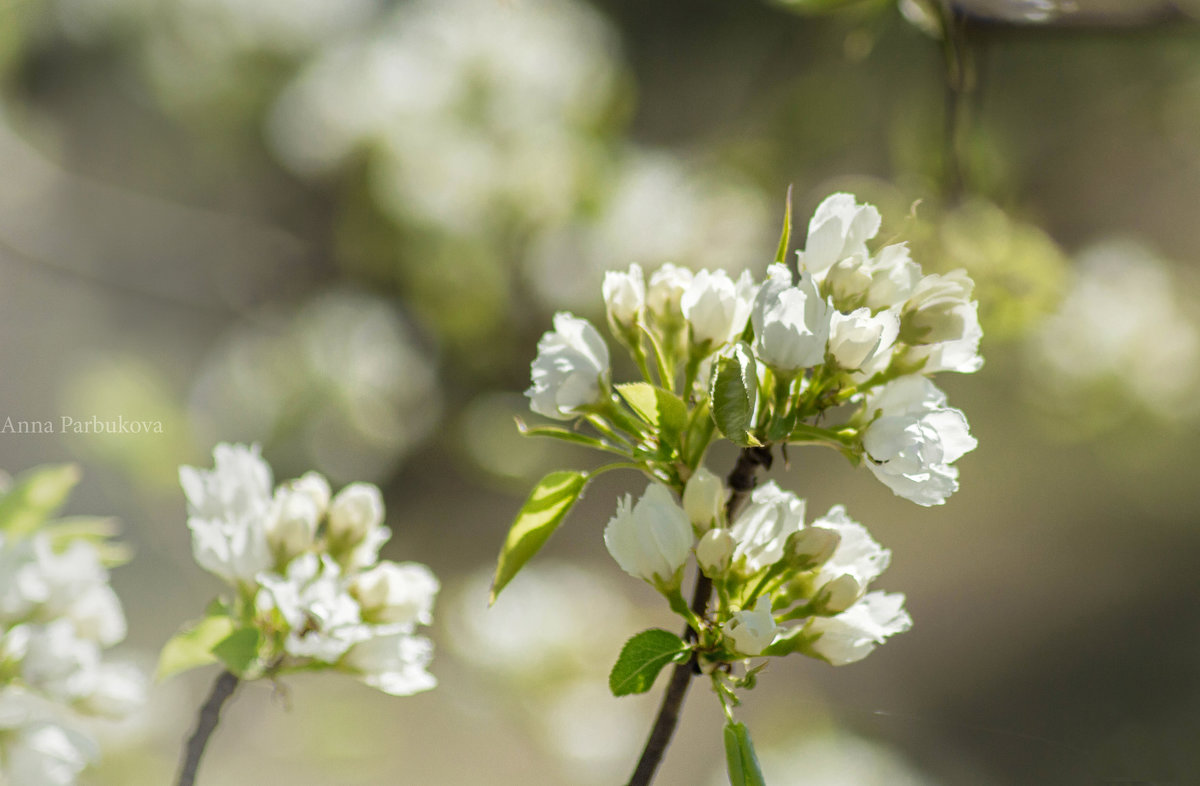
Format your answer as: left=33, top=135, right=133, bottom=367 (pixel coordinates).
left=900, top=270, right=983, bottom=374
left=603, top=484, right=693, bottom=586
left=602, top=263, right=646, bottom=333
left=351, top=561, right=439, bottom=627
left=327, top=482, right=385, bottom=547
left=0, top=702, right=97, bottom=786
left=179, top=443, right=274, bottom=586
left=727, top=481, right=805, bottom=574
left=798, top=193, right=882, bottom=277
left=828, top=308, right=899, bottom=371
left=751, top=264, right=831, bottom=373
left=806, top=591, right=912, bottom=665
left=862, top=376, right=977, bottom=506
left=681, top=269, right=757, bottom=347
left=256, top=554, right=364, bottom=662
left=527, top=312, right=611, bottom=420
left=342, top=632, right=436, bottom=696
left=864, top=244, right=922, bottom=311
left=811, top=505, right=891, bottom=590
left=266, top=486, right=320, bottom=560
left=722, top=595, right=779, bottom=656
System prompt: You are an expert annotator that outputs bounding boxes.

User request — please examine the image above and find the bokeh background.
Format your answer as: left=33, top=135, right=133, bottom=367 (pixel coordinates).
left=2, top=0, right=1200, bottom=783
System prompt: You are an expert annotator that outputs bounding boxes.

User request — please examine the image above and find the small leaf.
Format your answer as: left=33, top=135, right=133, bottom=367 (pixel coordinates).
left=616, top=383, right=687, bottom=441
left=724, top=721, right=767, bottom=786
left=774, top=185, right=793, bottom=266
left=710, top=346, right=761, bottom=448
left=609, top=629, right=691, bottom=696
left=515, top=418, right=618, bottom=452
left=490, top=471, right=589, bottom=604
left=0, top=464, right=81, bottom=536
left=761, top=627, right=807, bottom=657
left=211, top=628, right=261, bottom=676
left=156, top=615, right=236, bottom=681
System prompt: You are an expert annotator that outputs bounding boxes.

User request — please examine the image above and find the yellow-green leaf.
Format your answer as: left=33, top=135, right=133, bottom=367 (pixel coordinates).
left=490, top=471, right=589, bottom=604
left=0, top=464, right=81, bottom=536
left=156, top=615, right=236, bottom=681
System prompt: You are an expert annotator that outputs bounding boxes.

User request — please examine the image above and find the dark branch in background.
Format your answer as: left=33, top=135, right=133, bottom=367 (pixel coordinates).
left=937, top=0, right=975, bottom=204
left=176, top=670, right=241, bottom=786
left=626, top=446, right=774, bottom=786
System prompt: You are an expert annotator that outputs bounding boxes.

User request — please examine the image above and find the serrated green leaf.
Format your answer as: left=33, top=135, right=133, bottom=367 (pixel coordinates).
left=490, top=471, right=589, bottom=604
left=156, top=615, right=236, bottom=681
left=211, top=628, right=261, bottom=676
left=710, top=347, right=761, bottom=448
left=0, top=464, right=81, bottom=536
left=609, top=629, right=691, bottom=696
left=616, top=383, right=687, bottom=441
left=724, top=721, right=767, bottom=786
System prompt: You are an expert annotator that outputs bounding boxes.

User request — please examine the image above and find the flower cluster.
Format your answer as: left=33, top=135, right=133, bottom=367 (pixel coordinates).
left=166, top=444, right=438, bottom=696
left=605, top=478, right=911, bottom=667
left=524, top=192, right=980, bottom=507
left=501, top=192, right=982, bottom=781
left=0, top=465, right=145, bottom=786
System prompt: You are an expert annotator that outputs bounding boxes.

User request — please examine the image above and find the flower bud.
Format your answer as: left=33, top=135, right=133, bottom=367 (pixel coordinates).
left=721, top=596, right=778, bottom=656
left=682, top=467, right=724, bottom=530
left=798, top=193, right=882, bottom=276
left=603, top=484, right=693, bottom=588
left=352, top=561, right=440, bottom=626
left=828, top=308, right=899, bottom=371
left=267, top=488, right=321, bottom=560
left=602, top=263, right=646, bottom=334
left=781, top=526, right=840, bottom=572
left=696, top=528, right=735, bottom=577
left=290, top=471, right=331, bottom=516
left=813, top=574, right=863, bottom=615
left=327, top=483, right=384, bottom=546
left=647, top=264, right=693, bottom=327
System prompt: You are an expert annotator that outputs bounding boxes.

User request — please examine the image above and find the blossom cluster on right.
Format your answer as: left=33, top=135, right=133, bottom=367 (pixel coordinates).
left=497, top=193, right=983, bottom=781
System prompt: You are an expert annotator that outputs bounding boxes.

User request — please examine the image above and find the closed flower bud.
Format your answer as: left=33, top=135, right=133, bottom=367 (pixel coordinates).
left=813, top=574, right=864, bottom=615
left=682, top=467, right=724, bottom=530
left=721, top=596, right=779, bottom=656
left=289, top=471, right=331, bottom=517
left=751, top=264, right=831, bottom=374
left=267, top=487, right=320, bottom=560
left=647, top=263, right=693, bottom=327
left=328, top=483, right=385, bottom=546
left=526, top=312, right=611, bottom=420
left=603, top=483, right=693, bottom=588
left=602, top=263, right=646, bottom=334
left=781, top=526, right=840, bottom=573
left=696, top=528, right=735, bottom=577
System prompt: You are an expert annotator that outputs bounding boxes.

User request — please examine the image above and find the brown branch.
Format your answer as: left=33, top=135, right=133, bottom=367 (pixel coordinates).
left=176, top=670, right=240, bottom=786
left=625, top=446, right=773, bottom=786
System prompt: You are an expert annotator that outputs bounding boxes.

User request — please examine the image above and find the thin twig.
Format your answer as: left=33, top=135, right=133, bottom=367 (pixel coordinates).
left=176, top=670, right=240, bottom=786
left=625, top=446, right=773, bottom=786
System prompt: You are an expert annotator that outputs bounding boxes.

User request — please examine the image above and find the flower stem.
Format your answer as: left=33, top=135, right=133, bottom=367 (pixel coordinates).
left=176, top=670, right=240, bottom=786
left=625, top=446, right=772, bottom=786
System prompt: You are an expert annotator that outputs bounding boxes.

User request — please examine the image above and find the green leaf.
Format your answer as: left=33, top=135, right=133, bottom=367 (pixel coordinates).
left=774, top=185, right=793, bottom=266
left=211, top=628, right=262, bottom=676
left=609, top=629, right=691, bottom=696
left=724, top=721, right=767, bottom=786
left=0, top=464, right=81, bottom=536
left=761, top=627, right=807, bottom=657
left=709, top=347, right=761, bottom=448
left=490, top=471, right=590, bottom=604
left=515, top=418, right=622, bottom=453
left=156, top=615, right=237, bottom=681
left=616, top=383, right=687, bottom=441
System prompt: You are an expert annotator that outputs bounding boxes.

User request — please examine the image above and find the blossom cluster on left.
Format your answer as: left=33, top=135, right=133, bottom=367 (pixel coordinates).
left=0, top=464, right=146, bottom=786
left=159, top=444, right=438, bottom=697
